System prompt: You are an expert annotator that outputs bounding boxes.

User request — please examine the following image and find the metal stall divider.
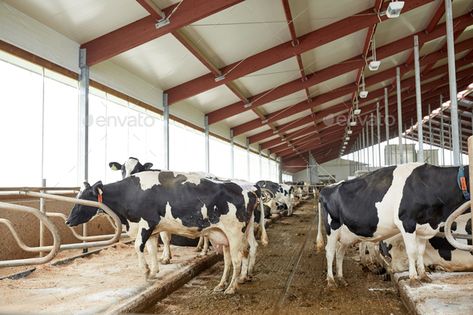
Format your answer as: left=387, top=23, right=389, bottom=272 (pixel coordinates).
left=0, top=189, right=123, bottom=267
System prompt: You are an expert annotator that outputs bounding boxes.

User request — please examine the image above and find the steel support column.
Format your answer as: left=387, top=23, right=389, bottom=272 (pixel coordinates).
left=246, top=139, right=250, bottom=180
left=428, top=104, right=433, bottom=155
left=371, top=113, right=375, bottom=168
left=259, top=146, right=262, bottom=179
left=440, top=96, right=445, bottom=165
left=396, top=67, right=404, bottom=164
left=277, top=158, right=282, bottom=183
left=404, top=123, right=409, bottom=162
left=449, top=124, right=453, bottom=164
left=204, top=115, right=210, bottom=173
left=377, top=102, right=381, bottom=167
left=445, top=0, right=460, bottom=165
left=230, top=130, right=235, bottom=178
left=78, top=48, right=89, bottom=182
left=385, top=87, right=389, bottom=165
left=163, top=93, right=170, bottom=170
left=366, top=124, right=370, bottom=168
left=78, top=48, right=89, bottom=254
left=414, top=35, right=424, bottom=162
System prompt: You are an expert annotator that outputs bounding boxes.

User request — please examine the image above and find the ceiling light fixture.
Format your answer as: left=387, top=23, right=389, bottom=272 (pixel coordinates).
left=368, top=37, right=381, bottom=71
left=386, top=1, right=405, bottom=18
left=353, top=97, right=362, bottom=115
left=359, top=73, right=368, bottom=99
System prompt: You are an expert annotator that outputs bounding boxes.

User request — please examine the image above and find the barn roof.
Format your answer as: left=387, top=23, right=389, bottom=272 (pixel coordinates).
left=5, top=0, right=473, bottom=172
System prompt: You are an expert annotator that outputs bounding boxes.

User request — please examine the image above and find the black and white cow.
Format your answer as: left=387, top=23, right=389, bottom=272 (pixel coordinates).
left=376, top=213, right=473, bottom=273
left=109, top=158, right=174, bottom=265
left=256, top=180, right=295, bottom=216
left=109, top=157, right=154, bottom=178
left=316, top=163, right=470, bottom=287
left=66, top=171, right=267, bottom=294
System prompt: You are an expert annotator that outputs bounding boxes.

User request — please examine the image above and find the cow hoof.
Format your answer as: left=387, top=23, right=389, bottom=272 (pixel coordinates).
left=195, top=247, right=203, bottom=252
left=198, top=251, right=208, bottom=257
left=327, top=279, right=338, bottom=290
left=337, top=277, right=348, bottom=287
left=408, top=278, right=422, bottom=287
left=160, top=258, right=171, bottom=265
left=213, top=284, right=226, bottom=292
left=146, top=273, right=158, bottom=281
left=224, top=287, right=236, bottom=295
left=420, top=274, right=432, bottom=283
left=237, top=276, right=251, bottom=284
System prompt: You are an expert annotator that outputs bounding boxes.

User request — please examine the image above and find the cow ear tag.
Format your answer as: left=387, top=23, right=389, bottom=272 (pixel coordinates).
left=109, top=162, right=121, bottom=171
left=97, top=188, right=103, bottom=203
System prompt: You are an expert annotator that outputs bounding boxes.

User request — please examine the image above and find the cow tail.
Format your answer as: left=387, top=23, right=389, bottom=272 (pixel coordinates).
left=315, top=192, right=325, bottom=253
left=259, top=195, right=269, bottom=246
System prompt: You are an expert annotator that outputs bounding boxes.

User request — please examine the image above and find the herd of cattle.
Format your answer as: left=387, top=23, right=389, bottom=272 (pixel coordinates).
left=66, top=157, right=309, bottom=294
left=66, top=158, right=473, bottom=294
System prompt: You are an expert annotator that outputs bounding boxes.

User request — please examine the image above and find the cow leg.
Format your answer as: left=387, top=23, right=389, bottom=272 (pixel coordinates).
left=145, top=236, right=159, bottom=278
left=336, top=242, right=348, bottom=287
left=195, top=235, right=204, bottom=252
left=239, top=229, right=258, bottom=283
left=199, top=236, right=210, bottom=256
left=213, top=245, right=231, bottom=292
left=224, top=235, right=246, bottom=294
left=247, top=229, right=258, bottom=277
left=416, top=237, right=431, bottom=283
left=159, top=232, right=172, bottom=264
left=400, top=231, right=420, bottom=285
left=325, top=230, right=339, bottom=289
left=134, top=231, right=150, bottom=278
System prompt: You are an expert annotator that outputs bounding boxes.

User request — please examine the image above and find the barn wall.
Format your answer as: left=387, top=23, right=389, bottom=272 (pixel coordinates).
left=293, top=168, right=310, bottom=183
left=318, top=158, right=358, bottom=182
left=0, top=197, right=115, bottom=260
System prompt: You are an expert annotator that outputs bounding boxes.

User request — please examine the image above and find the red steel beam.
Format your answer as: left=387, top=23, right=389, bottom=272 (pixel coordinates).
left=82, top=0, right=243, bottom=66
left=166, top=0, right=434, bottom=105
left=249, top=59, right=471, bottom=149
left=243, top=41, right=473, bottom=144
left=426, top=0, right=446, bottom=33
left=227, top=13, right=473, bottom=131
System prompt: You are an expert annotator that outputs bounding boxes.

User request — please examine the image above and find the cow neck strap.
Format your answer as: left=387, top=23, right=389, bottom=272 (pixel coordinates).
left=457, top=166, right=470, bottom=200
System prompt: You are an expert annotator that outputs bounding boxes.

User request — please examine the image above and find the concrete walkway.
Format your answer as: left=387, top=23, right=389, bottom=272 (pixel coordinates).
left=395, top=272, right=473, bottom=315
left=0, top=243, right=220, bottom=315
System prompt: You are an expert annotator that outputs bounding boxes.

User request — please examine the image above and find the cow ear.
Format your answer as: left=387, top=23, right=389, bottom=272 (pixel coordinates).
left=83, top=182, right=91, bottom=189
left=91, top=181, right=104, bottom=196
left=109, top=162, right=121, bottom=171
left=143, top=162, right=153, bottom=170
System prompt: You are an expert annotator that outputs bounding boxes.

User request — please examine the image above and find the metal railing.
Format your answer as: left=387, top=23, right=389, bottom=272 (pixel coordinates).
left=444, top=135, right=473, bottom=251
left=0, top=201, right=61, bottom=267
left=0, top=189, right=123, bottom=267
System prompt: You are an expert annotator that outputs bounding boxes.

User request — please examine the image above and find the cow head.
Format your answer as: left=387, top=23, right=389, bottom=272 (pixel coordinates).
left=66, top=181, right=104, bottom=227
left=109, top=157, right=153, bottom=179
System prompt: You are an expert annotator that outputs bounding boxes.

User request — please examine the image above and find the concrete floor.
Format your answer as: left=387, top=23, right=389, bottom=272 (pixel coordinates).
left=395, top=272, right=473, bottom=315
left=0, top=242, right=217, bottom=315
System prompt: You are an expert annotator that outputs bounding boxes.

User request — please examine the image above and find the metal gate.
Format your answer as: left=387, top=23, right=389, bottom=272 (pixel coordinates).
left=0, top=188, right=123, bottom=267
